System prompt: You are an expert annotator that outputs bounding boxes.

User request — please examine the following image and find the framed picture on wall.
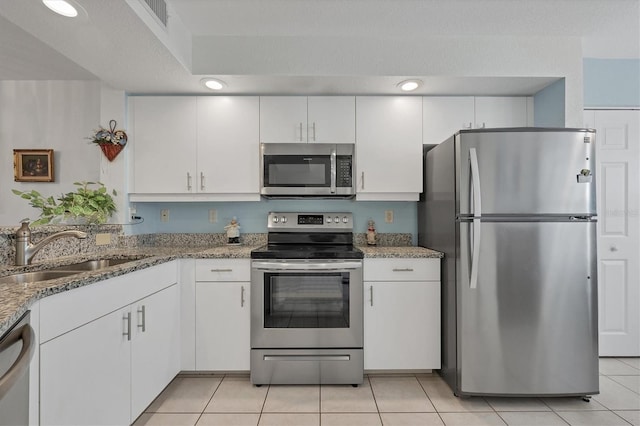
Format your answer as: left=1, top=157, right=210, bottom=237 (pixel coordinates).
left=14, top=149, right=55, bottom=182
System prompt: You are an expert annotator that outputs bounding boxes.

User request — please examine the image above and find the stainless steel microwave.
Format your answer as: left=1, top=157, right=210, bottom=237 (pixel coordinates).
left=260, top=143, right=355, bottom=198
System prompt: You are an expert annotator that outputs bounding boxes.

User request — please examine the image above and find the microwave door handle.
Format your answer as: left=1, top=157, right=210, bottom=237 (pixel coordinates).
left=330, top=147, right=337, bottom=193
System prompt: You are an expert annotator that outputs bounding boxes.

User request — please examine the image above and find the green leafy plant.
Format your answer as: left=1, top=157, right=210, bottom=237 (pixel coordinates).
left=12, top=181, right=117, bottom=225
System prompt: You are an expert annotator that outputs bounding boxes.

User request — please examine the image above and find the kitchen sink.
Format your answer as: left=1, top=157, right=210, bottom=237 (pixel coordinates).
left=50, top=258, right=142, bottom=272
left=0, top=270, right=80, bottom=285
left=0, top=257, right=148, bottom=285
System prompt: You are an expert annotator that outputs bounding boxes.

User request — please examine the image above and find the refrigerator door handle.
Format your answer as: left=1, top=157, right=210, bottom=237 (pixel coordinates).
left=469, top=148, right=481, bottom=289
left=469, top=147, right=482, bottom=217
left=470, top=218, right=481, bottom=289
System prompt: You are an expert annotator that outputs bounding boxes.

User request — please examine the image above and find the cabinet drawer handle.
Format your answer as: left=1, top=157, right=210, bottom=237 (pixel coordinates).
left=392, top=268, right=414, bottom=272
left=123, top=312, right=131, bottom=341
left=137, top=305, right=146, bottom=332
left=210, top=268, right=233, bottom=272
left=241, top=285, right=245, bottom=307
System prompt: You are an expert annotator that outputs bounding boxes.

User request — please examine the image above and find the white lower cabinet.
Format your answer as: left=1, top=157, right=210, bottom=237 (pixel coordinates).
left=40, top=307, right=132, bottom=426
left=38, top=262, right=180, bottom=425
left=363, top=258, right=441, bottom=370
left=195, top=259, right=251, bottom=371
left=131, top=284, right=180, bottom=418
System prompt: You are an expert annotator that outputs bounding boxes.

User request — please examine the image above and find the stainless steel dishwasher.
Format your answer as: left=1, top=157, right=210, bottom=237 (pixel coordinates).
left=0, top=311, right=35, bottom=426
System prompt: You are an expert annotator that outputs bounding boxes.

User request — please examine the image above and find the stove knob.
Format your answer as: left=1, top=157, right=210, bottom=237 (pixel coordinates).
left=282, top=216, right=288, bottom=223
left=326, top=217, right=332, bottom=223
left=342, top=216, right=349, bottom=223
left=272, top=216, right=279, bottom=223
left=334, top=216, right=340, bottom=223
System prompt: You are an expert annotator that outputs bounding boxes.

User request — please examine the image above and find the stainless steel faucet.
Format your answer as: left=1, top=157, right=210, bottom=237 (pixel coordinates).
left=14, top=221, right=88, bottom=266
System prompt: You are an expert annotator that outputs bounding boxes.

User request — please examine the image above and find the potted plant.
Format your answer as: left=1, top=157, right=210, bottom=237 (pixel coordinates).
left=12, top=181, right=117, bottom=225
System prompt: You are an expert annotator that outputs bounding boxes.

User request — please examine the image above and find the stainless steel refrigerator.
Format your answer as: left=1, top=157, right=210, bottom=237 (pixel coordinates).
left=419, top=128, right=599, bottom=397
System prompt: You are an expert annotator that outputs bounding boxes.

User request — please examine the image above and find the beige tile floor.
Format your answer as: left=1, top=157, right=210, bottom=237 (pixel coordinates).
left=134, top=358, right=639, bottom=426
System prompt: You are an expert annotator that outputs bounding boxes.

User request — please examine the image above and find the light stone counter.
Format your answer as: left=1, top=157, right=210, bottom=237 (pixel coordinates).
left=0, top=241, right=443, bottom=336
left=357, top=245, right=444, bottom=259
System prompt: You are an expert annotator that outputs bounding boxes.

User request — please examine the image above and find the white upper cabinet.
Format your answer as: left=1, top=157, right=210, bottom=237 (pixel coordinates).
left=423, top=96, right=475, bottom=145
left=356, top=96, right=423, bottom=201
left=131, top=96, right=197, bottom=194
left=197, top=97, right=260, bottom=196
left=129, top=96, right=260, bottom=201
left=260, top=96, right=355, bottom=143
left=423, top=96, right=533, bottom=145
left=474, top=96, right=530, bottom=129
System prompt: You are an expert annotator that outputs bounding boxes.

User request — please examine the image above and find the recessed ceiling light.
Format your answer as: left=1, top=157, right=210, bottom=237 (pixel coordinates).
left=42, top=0, right=78, bottom=17
left=201, top=78, right=227, bottom=91
left=397, top=79, right=423, bottom=92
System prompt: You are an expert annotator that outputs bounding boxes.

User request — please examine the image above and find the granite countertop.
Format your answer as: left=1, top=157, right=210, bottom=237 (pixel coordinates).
left=357, top=245, right=444, bottom=258
left=0, top=244, right=442, bottom=336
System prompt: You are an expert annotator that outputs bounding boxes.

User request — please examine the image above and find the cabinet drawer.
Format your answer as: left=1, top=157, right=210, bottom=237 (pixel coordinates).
left=195, top=259, right=250, bottom=282
left=364, top=258, right=440, bottom=281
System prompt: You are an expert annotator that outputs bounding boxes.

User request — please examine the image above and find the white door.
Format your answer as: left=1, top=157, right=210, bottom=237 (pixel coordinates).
left=130, top=96, right=197, bottom=193
left=307, top=96, right=356, bottom=143
left=422, top=96, right=474, bottom=145
left=131, top=284, right=180, bottom=419
left=259, top=96, right=307, bottom=143
left=197, top=96, right=260, bottom=194
left=585, top=109, right=640, bottom=356
left=475, top=97, right=529, bottom=128
left=195, top=281, right=251, bottom=370
left=40, top=307, right=131, bottom=426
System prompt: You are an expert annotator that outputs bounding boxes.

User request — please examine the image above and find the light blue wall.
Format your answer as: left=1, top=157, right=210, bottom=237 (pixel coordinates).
left=584, top=58, right=640, bottom=107
left=132, top=200, right=418, bottom=243
left=533, top=79, right=565, bottom=127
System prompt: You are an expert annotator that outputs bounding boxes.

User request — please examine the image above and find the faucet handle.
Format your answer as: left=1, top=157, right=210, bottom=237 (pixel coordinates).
left=15, top=221, right=31, bottom=240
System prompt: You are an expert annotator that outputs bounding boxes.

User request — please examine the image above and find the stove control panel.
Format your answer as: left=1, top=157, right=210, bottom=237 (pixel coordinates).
left=268, top=212, right=353, bottom=232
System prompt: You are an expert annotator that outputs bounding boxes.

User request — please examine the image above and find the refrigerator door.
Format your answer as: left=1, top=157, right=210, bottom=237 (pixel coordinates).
left=456, top=129, right=596, bottom=217
left=457, top=219, right=599, bottom=396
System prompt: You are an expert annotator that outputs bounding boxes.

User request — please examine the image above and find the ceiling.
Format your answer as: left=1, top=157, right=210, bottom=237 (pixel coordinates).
left=0, top=0, right=638, bottom=95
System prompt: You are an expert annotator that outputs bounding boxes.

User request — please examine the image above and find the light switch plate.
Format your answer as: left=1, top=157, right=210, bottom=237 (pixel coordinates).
left=385, top=210, right=394, bottom=223
left=209, top=209, right=217, bottom=223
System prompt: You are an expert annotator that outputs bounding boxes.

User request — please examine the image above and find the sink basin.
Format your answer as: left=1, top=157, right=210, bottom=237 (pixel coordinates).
left=51, top=258, right=141, bottom=272
left=0, top=270, right=80, bottom=285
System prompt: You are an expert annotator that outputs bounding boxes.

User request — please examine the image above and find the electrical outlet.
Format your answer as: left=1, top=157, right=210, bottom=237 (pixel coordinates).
left=385, top=210, right=394, bottom=223
left=95, top=233, right=111, bottom=246
left=209, top=209, right=217, bottom=223
left=160, top=209, right=169, bottom=222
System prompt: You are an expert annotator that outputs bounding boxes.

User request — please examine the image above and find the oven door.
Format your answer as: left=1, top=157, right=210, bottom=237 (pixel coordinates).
left=251, top=260, right=363, bottom=349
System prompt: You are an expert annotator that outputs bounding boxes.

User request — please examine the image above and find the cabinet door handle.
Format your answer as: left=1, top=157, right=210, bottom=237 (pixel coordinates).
left=187, top=172, right=192, bottom=191
left=361, top=172, right=365, bottom=190
left=392, top=268, right=414, bottom=272
left=369, top=285, right=373, bottom=306
left=463, top=122, right=472, bottom=129
left=240, top=285, right=246, bottom=307
left=299, top=122, right=303, bottom=142
left=123, top=312, right=131, bottom=341
left=200, top=172, right=205, bottom=191
left=312, top=122, right=316, bottom=141
left=210, top=268, right=233, bottom=272
left=137, top=305, right=146, bottom=332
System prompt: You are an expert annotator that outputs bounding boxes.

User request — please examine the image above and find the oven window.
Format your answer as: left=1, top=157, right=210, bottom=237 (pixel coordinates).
left=264, top=272, right=350, bottom=328
left=264, top=155, right=330, bottom=187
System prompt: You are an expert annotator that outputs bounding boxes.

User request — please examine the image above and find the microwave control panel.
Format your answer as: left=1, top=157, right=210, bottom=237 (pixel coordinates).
left=336, top=156, right=353, bottom=187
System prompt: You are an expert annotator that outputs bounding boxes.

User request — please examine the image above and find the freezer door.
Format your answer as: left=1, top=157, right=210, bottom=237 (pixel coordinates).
left=456, top=130, right=596, bottom=216
left=457, top=220, right=599, bottom=396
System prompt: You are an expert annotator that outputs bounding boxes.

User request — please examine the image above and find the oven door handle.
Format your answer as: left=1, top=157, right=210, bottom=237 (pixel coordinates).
left=0, top=323, right=35, bottom=401
left=252, top=261, right=362, bottom=271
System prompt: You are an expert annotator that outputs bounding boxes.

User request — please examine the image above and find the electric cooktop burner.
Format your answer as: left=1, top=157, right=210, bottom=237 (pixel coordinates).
left=250, top=212, right=364, bottom=260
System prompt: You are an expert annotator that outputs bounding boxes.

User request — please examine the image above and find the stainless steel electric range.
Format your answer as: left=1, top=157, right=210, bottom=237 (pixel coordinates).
left=250, top=212, right=364, bottom=385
